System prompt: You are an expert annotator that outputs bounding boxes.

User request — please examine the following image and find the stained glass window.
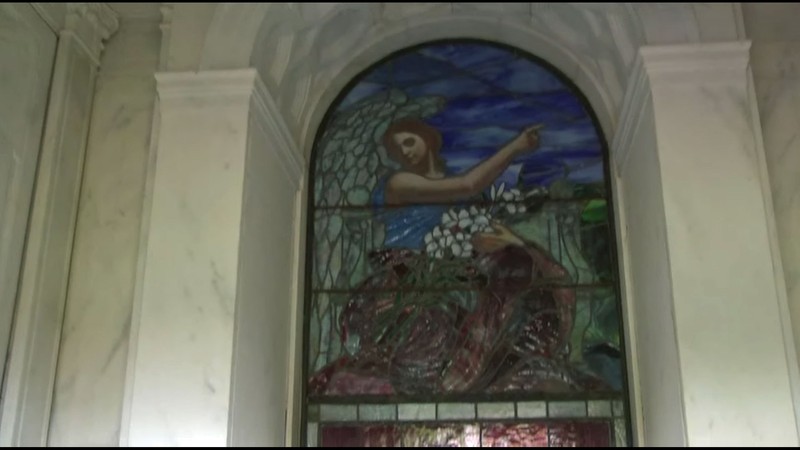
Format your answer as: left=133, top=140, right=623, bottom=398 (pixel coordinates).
left=303, top=40, right=631, bottom=447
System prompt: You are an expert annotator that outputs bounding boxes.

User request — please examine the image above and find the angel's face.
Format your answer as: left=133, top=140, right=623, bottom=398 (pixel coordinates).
left=390, top=131, right=428, bottom=169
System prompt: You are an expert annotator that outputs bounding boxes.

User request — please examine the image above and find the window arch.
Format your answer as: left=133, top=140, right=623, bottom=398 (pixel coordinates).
left=303, top=39, right=631, bottom=447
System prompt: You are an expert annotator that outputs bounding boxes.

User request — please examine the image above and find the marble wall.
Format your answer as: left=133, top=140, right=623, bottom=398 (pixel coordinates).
left=749, top=28, right=800, bottom=372
left=647, top=47, right=797, bottom=445
left=47, top=17, right=160, bottom=446
left=613, top=99, right=685, bottom=446
left=611, top=42, right=800, bottom=446
left=227, top=89, right=302, bottom=447
left=20, top=3, right=800, bottom=447
left=0, top=2, right=56, bottom=401
left=125, top=72, right=252, bottom=447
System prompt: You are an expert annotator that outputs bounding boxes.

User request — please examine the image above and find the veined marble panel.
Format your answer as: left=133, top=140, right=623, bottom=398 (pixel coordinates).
left=752, top=41, right=800, bottom=370
left=47, top=19, right=161, bottom=447
left=0, top=1, right=56, bottom=405
left=125, top=86, right=250, bottom=447
left=647, top=48, right=798, bottom=445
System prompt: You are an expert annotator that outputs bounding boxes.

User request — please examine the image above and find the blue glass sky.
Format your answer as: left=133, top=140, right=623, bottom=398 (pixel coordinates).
left=336, top=42, right=605, bottom=189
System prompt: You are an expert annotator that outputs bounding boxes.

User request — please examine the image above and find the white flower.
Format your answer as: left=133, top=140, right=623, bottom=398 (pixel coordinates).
left=490, top=182, right=507, bottom=201
left=448, top=208, right=459, bottom=221
left=425, top=189, right=521, bottom=258
left=442, top=212, right=456, bottom=228
left=474, top=215, right=490, bottom=227
left=527, top=186, right=547, bottom=198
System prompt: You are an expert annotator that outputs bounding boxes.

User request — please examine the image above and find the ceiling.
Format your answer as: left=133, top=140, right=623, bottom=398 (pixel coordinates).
left=102, top=3, right=800, bottom=42
left=108, top=2, right=162, bottom=20
left=743, top=3, right=800, bottom=42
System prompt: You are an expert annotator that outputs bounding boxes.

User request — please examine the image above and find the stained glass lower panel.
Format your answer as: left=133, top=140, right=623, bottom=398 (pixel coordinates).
left=306, top=399, right=629, bottom=447
left=481, top=423, right=548, bottom=447
left=308, top=288, right=623, bottom=398
left=317, top=421, right=611, bottom=447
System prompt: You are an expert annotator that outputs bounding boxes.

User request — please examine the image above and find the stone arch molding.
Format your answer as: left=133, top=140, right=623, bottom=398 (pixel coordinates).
left=197, top=3, right=652, bottom=155
left=197, top=3, right=742, bottom=158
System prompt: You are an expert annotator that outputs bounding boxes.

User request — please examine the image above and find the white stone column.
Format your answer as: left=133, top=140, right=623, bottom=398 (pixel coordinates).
left=0, top=3, right=117, bottom=446
left=613, top=41, right=800, bottom=446
left=121, top=69, right=304, bottom=446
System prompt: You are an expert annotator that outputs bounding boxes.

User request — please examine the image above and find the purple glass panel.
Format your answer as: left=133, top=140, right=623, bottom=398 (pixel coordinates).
left=401, top=424, right=480, bottom=447
left=547, top=421, right=611, bottom=447
left=481, top=423, right=548, bottom=447
left=320, top=421, right=612, bottom=448
left=321, top=423, right=481, bottom=448
left=321, top=425, right=399, bottom=447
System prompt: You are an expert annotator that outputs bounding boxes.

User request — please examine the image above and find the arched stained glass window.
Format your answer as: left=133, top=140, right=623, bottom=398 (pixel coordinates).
left=303, top=40, right=631, bottom=447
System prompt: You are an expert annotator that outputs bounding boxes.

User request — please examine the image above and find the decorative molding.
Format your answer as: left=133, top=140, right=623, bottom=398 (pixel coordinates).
left=611, top=50, right=651, bottom=175
left=251, top=71, right=306, bottom=189
left=154, top=69, right=305, bottom=188
left=535, top=3, right=629, bottom=15
left=107, top=3, right=162, bottom=21
left=0, top=4, right=107, bottom=445
left=640, top=40, right=752, bottom=82
left=30, top=3, right=67, bottom=34
left=530, top=3, right=554, bottom=14
left=155, top=69, right=260, bottom=103
left=731, top=3, right=747, bottom=41
left=612, top=40, right=752, bottom=174
left=30, top=3, right=120, bottom=62
left=158, top=3, right=174, bottom=71
left=62, top=3, right=119, bottom=66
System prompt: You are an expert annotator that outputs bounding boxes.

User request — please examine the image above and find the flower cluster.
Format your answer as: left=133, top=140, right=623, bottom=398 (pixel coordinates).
left=424, top=206, right=494, bottom=258
left=490, top=183, right=527, bottom=214
left=424, top=182, right=541, bottom=259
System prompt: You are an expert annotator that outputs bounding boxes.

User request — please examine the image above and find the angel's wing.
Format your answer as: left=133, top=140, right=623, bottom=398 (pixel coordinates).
left=309, top=89, right=445, bottom=369
left=312, top=89, right=444, bottom=289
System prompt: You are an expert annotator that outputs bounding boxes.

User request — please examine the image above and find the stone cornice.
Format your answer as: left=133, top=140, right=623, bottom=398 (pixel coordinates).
left=63, top=3, right=119, bottom=66
left=611, top=48, right=650, bottom=175
left=612, top=40, right=752, bottom=173
left=640, top=41, right=752, bottom=82
left=250, top=71, right=305, bottom=189
left=155, top=69, right=305, bottom=188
